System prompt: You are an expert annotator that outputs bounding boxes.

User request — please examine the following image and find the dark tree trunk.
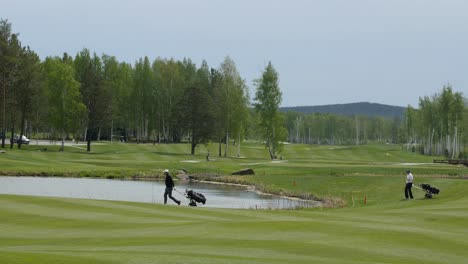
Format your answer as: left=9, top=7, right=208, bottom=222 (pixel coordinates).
left=86, top=128, right=91, bottom=152
left=18, top=111, right=25, bottom=149
left=191, top=134, right=196, bottom=155
left=1, top=76, right=5, bottom=148
left=1, top=129, right=5, bottom=148
left=10, top=128, right=14, bottom=149
left=224, top=132, right=228, bottom=157
left=218, top=138, right=222, bottom=157
left=87, top=138, right=91, bottom=152
left=190, top=133, right=197, bottom=155
left=191, top=142, right=196, bottom=155
left=10, top=87, right=18, bottom=149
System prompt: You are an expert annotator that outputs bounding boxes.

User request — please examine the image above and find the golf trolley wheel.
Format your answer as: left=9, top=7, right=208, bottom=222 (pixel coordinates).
left=425, top=193, right=433, bottom=199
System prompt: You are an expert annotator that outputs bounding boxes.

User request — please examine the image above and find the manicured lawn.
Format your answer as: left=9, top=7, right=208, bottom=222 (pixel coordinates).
left=1, top=142, right=467, bottom=263
left=1, top=193, right=467, bottom=264
left=0, top=142, right=465, bottom=178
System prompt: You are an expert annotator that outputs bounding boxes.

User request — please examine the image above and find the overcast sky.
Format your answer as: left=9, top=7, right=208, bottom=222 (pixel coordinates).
left=2, top=0, right=467, bottom=107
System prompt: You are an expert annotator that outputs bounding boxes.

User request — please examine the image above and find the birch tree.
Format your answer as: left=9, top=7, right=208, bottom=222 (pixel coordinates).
left=43, top=57, right=85, bottom=151
left=217, top=57, right=249, bottom=157
left=254, top=62, right=287, bottom=159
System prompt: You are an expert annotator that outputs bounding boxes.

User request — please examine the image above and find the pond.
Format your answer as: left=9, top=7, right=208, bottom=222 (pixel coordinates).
left=0, top=176, right=317, bottom=209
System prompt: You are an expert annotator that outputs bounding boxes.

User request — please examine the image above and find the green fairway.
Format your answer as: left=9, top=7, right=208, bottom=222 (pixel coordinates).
left=1, top=193, right=468, bottom=264
left=0, top=142, right=466, bottom=204
left=1, top=142, right=468, bottom=263
left=0, top=142, right=455, bottom=177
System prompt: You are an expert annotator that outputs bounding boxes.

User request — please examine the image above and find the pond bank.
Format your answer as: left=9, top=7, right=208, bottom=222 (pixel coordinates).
left=175, top=173, right=343, bottom=208
left=0, top=170, right=328, bottom=207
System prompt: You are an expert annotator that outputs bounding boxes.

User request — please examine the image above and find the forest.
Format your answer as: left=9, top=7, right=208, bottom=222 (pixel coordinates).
left=1, top=19, right=467, bottom=158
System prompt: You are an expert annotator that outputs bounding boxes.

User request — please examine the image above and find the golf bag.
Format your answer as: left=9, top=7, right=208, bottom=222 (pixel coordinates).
left=419, top=183, right=440, bottom=199
left=185, top=189, right=206, bottom=207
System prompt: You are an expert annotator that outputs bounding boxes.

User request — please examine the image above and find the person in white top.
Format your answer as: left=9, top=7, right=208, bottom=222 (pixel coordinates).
left=405, top=170, right=414, bottom=199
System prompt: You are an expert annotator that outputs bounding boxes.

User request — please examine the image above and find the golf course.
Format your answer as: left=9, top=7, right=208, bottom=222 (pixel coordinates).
left=1, top=142, right=467, bottom=263
left=2, top=1, right=468, bottom=263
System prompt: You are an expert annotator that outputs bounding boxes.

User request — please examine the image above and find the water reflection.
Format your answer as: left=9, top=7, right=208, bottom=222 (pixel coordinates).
left=0, top=176, right=317, bottom=209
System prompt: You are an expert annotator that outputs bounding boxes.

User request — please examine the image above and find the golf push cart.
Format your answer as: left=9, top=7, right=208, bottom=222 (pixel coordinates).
left=185, top=189, right=207, bottom=206
left=416, top=183, right=440, bottom=199
left=174, top=188, right=207, bottom=206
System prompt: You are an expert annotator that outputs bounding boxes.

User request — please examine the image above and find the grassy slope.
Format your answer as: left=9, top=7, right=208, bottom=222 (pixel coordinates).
left=1, top=142, right=468, bottom=263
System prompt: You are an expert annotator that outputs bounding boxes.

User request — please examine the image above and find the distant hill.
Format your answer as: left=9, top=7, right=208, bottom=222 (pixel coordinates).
left=280, top=102, right=406, bottom=118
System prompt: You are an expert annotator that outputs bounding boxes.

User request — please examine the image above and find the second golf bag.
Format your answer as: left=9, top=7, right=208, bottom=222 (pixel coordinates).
left=185, top=189, right=207, bottom=206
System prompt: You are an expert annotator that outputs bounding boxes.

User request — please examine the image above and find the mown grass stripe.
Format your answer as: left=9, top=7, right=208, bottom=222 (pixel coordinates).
left=1, top=194, right=468, bottom=263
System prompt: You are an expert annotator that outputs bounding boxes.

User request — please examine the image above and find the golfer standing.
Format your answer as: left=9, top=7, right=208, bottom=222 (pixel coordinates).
left=163, top=169, right=181, bottom=205
left=405, top=170, right=414, bottom=199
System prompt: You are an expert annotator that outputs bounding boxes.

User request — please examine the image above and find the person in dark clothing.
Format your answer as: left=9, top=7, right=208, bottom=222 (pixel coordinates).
left=405, top=170, right=414, bottom=199
left=163, top=169, right=181, bottom=205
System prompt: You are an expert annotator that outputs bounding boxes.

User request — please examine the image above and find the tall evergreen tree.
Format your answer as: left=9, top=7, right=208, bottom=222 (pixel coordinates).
left=74, top=49, right=107, bottom=152
left=5, top=34, right=22, bottom=149
left=131, top=57, right=155, bottom=142
left=16, top=47, right=41, bottom=148
left=0, top=19, right=12, bottom=148
left=176, top=85, right=216, bottom=155
left=0, top=19, right=22, bottom=148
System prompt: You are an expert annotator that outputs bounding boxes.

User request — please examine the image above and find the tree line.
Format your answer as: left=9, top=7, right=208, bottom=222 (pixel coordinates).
left=283, top=112, right=402, bottom=145
left=282, top=86, right=467, bottom=158
left=403, top=86, right=467, bottom=158
left=0, top=19, right=286, bottom=157
left=1, top=19, right=466, bottom=158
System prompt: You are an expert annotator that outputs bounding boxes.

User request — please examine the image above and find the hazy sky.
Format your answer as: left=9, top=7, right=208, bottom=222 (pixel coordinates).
left=2, top=0, right=467, bottom=107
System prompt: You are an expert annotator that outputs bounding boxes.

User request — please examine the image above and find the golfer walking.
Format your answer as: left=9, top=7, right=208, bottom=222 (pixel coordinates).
left=163, top=169, right=181, bottom=205
left=405, top=170, right=414, bottom=199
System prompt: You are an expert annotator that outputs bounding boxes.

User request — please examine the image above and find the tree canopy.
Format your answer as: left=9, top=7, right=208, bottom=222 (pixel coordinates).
left=254, top=62, right=287, bottom=159
left=1, top=18, right=466, bottom=159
